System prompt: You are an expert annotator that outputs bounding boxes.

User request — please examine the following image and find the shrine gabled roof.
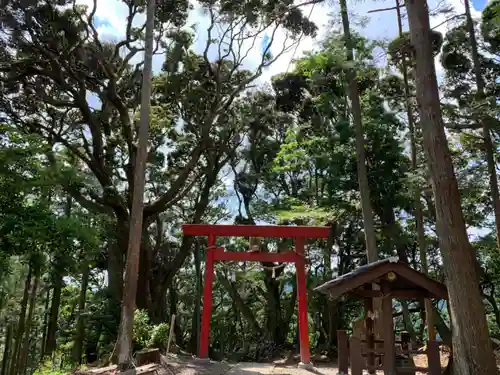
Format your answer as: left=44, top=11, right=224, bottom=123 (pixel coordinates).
left=314, top=257, right=448, bottom=300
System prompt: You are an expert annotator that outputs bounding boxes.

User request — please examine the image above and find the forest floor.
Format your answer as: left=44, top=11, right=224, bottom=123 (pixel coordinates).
left=159, top=351, right=451, bottom=375
left=79, top=351, right=451, bottom=375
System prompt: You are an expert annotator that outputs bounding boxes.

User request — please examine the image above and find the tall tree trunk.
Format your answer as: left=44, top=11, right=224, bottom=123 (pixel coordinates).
left=264, top=276, right=286, bottom=346
left=45, top=276, right=63, bottom=355
left=137, top=229, right=155, bottom=321
left=463, top=0, right=500, bottom=249
left=219, top=275, right=262, bottom=334
left=1, top=324, right=12, bottom=375
left=18, top=273, right=39, bottom=375
left=46, top=195, right=72, bottom=355
left=192, top=238, right=201, bottom=356
left=338, top=6, right=383, bottom=363
left=339, top=0, right=377, bottom=263
left=115, top=0, right=156, bottom=369
left=40, top=287, right=50, bottom=357
left=72, top=262, right=90, bottom=364
left=405, top=1, right=497, bottom=374
left=169, top=287, right=184, bottom=348
left=108, top=223, right=126, bottom=332
left=380, top=205, right=419, bottom=342
left=394, top=0, right=435, bottom=341
left=10, top=266, right=31, bottom=375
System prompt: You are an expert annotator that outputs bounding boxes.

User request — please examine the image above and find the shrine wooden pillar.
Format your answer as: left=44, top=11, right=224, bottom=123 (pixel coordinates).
left=364, top=296, right=376, bottom=374
left=184, top=224, right=331, bottom=363
left=199, top=235, right=216, bottom=359
left=381, top=280, right=397, bottom=375
left=295, top=237, right=311, bottom=365
left=337, top=330, right=349, bottom=375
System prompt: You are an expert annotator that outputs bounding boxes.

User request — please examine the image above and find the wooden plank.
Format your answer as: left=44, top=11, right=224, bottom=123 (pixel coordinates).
left=316, top=263, right=395, bottom=298
left=316, top=261, right=448, bottom=301
left=401, top=331, right=410, bottom=353
left=364, top=297, right=376, bottom=375
left=391, top=263, right=448, bottom=300
left=121, top=364, right=158, bottom=375
left=84, top=364, right=157, bottom=375
left=137, top=364, right=158, bottom=374
left=362, top=339, right=403, bottom=344
left=398, top=367, right=427, bottom=372
left=337, top=330, right=349, bottom=374
left=213, top=249, right=300, bottom=263
left=350, top=337, right=364, bottom=375
left=136, top=348, right=161, bottom=366
left=87, top=365, right=117, bottom=374
left=351, top=289, right=430, bottom=299
left=427, top=340, right=441, bottom=375
left=382, top=282, right=397, bottom=375
left=182, top=224, right=330, bottom=238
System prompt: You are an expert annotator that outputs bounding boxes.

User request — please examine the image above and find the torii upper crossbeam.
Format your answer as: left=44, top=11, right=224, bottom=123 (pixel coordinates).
left=182, top=224, right=330, bottom=366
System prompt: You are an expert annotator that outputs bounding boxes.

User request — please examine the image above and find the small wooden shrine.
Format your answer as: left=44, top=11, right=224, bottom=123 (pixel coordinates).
left=314, top=257, right=448, bottom=375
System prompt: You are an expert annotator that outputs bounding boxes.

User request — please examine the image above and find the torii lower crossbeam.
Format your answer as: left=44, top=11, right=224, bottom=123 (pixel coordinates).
left=182, top=224, right=330, bottom=366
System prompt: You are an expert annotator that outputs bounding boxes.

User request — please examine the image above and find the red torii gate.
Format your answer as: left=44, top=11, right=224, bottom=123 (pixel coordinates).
left=182, top=224, right=331, bottom=366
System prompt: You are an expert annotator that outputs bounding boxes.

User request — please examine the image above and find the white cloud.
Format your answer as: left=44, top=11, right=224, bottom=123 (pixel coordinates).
left=75, top=0, right=130, bottom=37
left=256, top=2, right=331, bottom=83
left=74, top=0, right=487, bottom=83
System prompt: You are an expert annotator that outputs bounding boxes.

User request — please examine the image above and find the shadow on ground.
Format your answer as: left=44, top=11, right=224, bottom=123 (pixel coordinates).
left=160, top=355, right=340, bottom=375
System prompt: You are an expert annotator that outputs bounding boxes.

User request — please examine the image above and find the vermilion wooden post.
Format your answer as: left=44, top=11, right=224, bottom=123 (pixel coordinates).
left=295, top=237, right=311, bottom=365
left=199, top=235, right=216, bottom=359
left=183, top=225, right=330, bottom=363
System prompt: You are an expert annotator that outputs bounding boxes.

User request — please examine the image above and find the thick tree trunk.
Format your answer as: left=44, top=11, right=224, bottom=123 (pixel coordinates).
left=115, top=0, right=155, bottom=369
left=378, top=205, right=418, bottom=342
left=219, top=274, right=262, bottom=334
left=394, top=0, right=435, bottom=341
left=169, top=287, right=184, bottom=348
left=339, top=0, right=377, bottom=263
left=45, top=275, right=63, bottom=355
left=72, top=262, right=90, bottom=364
left=40, top=288, right=50, bottom=357
left=18, top=273, right=39, bottom=375
left=136, top=227, right=156, bottom=322
left=405, top=1, right=497, bottom=374
left=264, top=276, right=286, bottom=345
left=339, top=5, right=382, bottom=358
left=46, top=195, right=72, bottom=355
left=1, top=324, right=12, bottom=375
left=463, top=0, right=500, bottom=249
left=10, top=267, right=31, bottom=375
left=108, top=222, right=126, bottom=329
left=192, top=239, right=201, bottom=355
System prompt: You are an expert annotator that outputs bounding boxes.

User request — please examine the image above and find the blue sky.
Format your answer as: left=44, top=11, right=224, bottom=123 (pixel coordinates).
left=74, top=0, right=490, bottom=84
left=472, top=0, right=489, bottom=10
left=74, top=0, right=493, bottom=237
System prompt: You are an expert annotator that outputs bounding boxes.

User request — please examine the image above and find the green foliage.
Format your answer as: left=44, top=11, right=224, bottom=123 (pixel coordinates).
left=133, top=309, right=152, bottom=349
left=33, top=369, right=68, bottom=375
left=481, top=0, right=500, bottom=53
left=132, top=310, right=171, bottom=351
left=148, top=323, right=170, bottom=350
left=33, top=359, right=73, bottom=375
left=388, top=30, right=443, bottom=66
left=0, top=0, right=499, bottom=370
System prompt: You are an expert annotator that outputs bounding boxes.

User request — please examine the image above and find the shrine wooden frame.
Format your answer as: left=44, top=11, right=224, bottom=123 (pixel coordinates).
left=182, top=224, right=331, bottom=365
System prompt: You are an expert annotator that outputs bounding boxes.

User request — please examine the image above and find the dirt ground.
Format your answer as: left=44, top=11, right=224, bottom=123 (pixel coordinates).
left=79, top=351, right=451, bottom=375
left=160, top=355, right=342, bottom=375
left=161, top=351, right=451, bottom=375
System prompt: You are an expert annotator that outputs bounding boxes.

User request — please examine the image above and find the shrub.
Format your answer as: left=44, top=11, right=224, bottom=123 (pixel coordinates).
left=148, top=323, right=170, bottom=350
